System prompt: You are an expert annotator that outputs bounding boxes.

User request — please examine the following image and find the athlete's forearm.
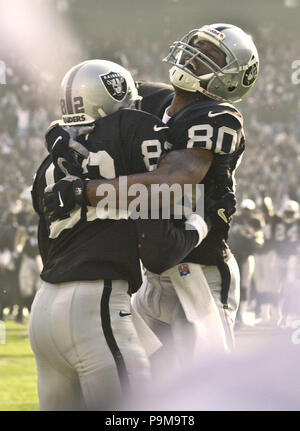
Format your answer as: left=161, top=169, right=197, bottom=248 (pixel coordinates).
left=137, top=213, right=208, bottom=274
left=87, top=148, right=213, bottom=207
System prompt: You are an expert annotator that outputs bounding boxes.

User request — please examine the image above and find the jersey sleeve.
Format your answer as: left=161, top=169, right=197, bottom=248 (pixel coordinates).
left=31, top=156, right=52, bottom=216
left=170, top=108, right=244, bottom=155
left=31, top=157, right=53, bottom=265
left=120, top=109, right=172, bottom=173
left=136, top=218, right=199, bottom=274
left=135, top=81, right=174, bottom=118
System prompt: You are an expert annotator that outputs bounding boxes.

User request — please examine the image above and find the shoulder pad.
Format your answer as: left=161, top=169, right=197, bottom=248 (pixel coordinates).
left=169, top=100, right=245, bottom=155
left=136, top=81, right=174, bottom=98
left=136, top=81, right=174, bottom=118
left=172, top=100, right=244, bottom=128
left=215, top=102, right=244, bottom=127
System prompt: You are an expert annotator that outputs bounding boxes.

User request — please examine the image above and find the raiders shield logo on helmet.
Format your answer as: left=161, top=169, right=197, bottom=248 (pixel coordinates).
left=99, top=71, right=127, bottom=101
left=243, top=63, right=258, bottom=86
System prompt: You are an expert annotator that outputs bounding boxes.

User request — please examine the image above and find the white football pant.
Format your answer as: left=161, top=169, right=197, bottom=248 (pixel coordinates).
left=29, top=279, right=160, bottom=411
left=132, top=256, right=240, bottom=370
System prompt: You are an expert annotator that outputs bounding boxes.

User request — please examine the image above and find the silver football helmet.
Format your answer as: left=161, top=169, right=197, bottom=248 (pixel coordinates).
left=59, top=59, right=140, bottom=126
left=282, top=200, right=299, bottom=222
left=241, top=198, right=256, bottom=211
left=164, top=23, right=259, bottom=103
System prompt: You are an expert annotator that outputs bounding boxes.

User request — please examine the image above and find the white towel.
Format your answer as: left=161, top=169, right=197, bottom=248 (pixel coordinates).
left=163, top=262, right=228, bottom=357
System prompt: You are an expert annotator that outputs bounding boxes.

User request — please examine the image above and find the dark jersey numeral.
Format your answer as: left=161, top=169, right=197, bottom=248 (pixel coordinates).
left=73, top=96, right=84, bottom=113
left=60, top=97, right=84, bottom=115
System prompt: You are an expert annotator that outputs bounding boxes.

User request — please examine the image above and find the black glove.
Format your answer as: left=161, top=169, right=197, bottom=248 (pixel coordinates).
left=205, top=192, right=237, bottom=231
left=45, top=124, right=92, bottom=176
left=43, top=175, right=89, bottom=222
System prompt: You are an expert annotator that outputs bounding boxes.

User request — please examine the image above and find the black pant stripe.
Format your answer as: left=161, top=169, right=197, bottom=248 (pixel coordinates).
left=216, top=256, right=231, bottom=306
left=100, top=280, right=131, bottom=394
left=65, top=61, right=89, bottom=114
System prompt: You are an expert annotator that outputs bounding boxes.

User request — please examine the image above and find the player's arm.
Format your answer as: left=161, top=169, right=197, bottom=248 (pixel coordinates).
left=86, top=108, right=243, bottom=206
left=137, top=215, right=206, bottom=274
left=86, top=147, right=213, bottom=206
left=261, top=198, right=274, bottom=223
left=136, top=191, right=236, bottom=274
left=251, top=218, right=265, bottom=248
left=31, top=157, right=52, bottom=265
left=43, top=117, right=213, bottom=217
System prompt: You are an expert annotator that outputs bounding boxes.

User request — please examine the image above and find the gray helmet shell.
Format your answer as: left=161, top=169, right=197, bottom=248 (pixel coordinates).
left=164, top=23, right=259, bottom=103
left=59, top=59, right=140, bottom=126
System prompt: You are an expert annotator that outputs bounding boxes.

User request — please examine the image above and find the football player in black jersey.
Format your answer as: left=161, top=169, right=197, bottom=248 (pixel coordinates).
left=30, top=59, right=229, bottom=410
left=43, top=24, right=259, bottom=355
left=262, top=198, right=300, bottom=327
left=229, top=199, right=264, bottom=327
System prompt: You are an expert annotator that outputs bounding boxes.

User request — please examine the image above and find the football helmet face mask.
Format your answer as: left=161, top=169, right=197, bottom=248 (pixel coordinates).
left=59, top=59, right=140, bottom=126
left=163, top=23, right=259, bottom=103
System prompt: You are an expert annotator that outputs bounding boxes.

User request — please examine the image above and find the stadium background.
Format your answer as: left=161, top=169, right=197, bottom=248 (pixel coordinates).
left=0, top=0, right=299, bottom=214
left=0, top=0, right=299, bottom=411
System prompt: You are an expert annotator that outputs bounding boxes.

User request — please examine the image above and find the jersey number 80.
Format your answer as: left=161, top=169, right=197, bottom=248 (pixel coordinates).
left=187, top=124, right=238, bottom=154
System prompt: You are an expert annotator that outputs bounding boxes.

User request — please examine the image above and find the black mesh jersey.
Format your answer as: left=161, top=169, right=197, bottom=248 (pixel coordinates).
left=32, top=109, right=170, bottom=293
left=137, top=81, right=245, bottom=265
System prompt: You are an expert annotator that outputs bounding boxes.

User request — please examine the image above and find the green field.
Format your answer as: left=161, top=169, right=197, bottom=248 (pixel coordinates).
left=0, top=319, right=39, bottom=411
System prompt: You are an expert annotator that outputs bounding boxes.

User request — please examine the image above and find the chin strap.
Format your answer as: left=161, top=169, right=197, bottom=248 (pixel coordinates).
left=170, top=66, right=226, bottom=102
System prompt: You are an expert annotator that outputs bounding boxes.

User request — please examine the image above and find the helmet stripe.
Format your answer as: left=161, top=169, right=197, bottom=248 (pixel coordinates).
left=65, top=61, right=89, bottom=114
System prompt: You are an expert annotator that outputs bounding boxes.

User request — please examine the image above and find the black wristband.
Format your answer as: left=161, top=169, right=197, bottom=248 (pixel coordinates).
left=72, top=178, right=90, bottom=207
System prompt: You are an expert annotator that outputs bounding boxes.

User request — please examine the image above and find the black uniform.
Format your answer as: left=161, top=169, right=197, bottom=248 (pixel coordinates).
left=137, top=81, right=245, bottom=267
left=269, top=215, right=299, bottom=258
left=32, top=109, right=199, bottom=293
left=229, top=214, right=264, bottom=262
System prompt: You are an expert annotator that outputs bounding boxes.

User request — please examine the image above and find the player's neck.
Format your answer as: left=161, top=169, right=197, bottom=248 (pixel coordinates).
left=168, top=87, right=207, bottom=116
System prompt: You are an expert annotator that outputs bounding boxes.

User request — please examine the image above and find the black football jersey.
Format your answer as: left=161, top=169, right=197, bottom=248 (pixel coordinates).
left=269, top=215, right=299, bottom=258
left=228, top=214, right=264, bottom=259
left=137, top=81, right=245, bottom=265
left=136, top=81, right=174, bottom=119
left=32, top=109, right=170, bottom=292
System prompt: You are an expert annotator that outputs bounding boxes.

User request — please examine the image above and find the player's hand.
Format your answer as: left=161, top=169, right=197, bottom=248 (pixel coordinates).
left=43, top=175, right=89, bottom=222
left=45, top=124, right=93, bottom=176
left=205, top=192, right=237, bottom=231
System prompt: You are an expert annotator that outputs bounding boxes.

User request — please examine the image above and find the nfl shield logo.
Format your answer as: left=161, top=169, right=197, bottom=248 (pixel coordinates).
left=179, top=264, right=190, bottom=276
left=99, top=71, right=127, bottom=101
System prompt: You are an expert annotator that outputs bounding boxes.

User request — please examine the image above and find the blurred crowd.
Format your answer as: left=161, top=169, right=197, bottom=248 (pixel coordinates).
left=229, top=196, right=300, bottom=329
left=0, top=22, right=299, bottom=212
left=238, top=25, right=300, bottom=205
left=0, top=190, right=41, bottom=323
left=0, top=12, right=299, bottom=322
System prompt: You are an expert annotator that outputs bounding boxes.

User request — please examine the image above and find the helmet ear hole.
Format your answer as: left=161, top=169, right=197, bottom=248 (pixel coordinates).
left=228, top=86, right=237, bottom=92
